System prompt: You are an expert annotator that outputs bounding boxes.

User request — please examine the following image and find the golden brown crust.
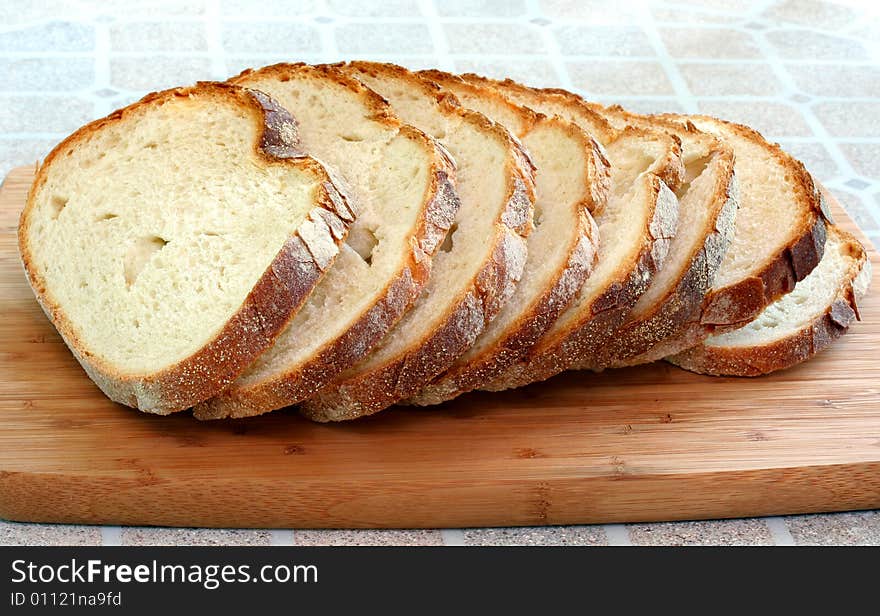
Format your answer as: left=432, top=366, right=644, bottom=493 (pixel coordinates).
left=419, top=69, right=542, bottom=134
left=230, top=62, right=399, bottom=127
left=298, top=62, right=536, bottom=421
left=193, top=64, right=461, bottom=420
left=18, top=82, right=355, bottom=414
left=668, top=229, right=868, bottom=376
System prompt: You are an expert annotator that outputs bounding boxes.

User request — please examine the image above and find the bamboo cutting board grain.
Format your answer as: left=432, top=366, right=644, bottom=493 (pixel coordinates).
left=1, top=165, right=879, bottom=528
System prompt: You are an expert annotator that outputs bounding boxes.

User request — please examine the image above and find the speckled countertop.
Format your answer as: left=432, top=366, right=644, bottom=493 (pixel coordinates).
left=2, top=0, right=879, bottom=546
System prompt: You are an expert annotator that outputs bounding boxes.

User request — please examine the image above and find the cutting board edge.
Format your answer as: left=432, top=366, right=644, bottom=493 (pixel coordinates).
left=3, top=459, right=880, bottom=528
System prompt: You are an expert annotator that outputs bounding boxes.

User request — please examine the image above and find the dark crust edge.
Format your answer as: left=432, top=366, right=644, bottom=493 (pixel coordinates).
left=669, top=114, right=831, bottom=328
left=298, top=61, right=536, bottom=422
left=668, top=228, right=869, bottom=376
left=194, top=64, right=461, bottom=419
left=18, top=82, right=355, bottom=414
left=407, top=107, right=607, bottom=406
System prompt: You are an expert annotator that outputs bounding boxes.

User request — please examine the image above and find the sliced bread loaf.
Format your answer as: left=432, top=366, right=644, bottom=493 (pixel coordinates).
left=572, top=107, right=738, bottom=370
left=18, top=83, right=355, bottom=414
left=620, top=115, right=831, bottom=364
left=461, top=78, right=684, bottom=392
left=193, top=64, right=458, bottom=420
left=299, top=62, right=536, bottom=421
left=406, top=70, right=605, bottom=406
left=668, top=225, right=870, bottom=376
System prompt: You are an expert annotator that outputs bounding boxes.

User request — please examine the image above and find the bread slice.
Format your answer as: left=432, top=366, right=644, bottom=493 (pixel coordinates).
left=193, top=64, right=458, bottom=420
left=668, top=225, right=870, bottom=376
left=460, top=78, right=684, bottom=392
left=18, top=82, right=355, bottom=414
left=298, top=62, right=536, bottom=422
left=570, top=107, right=738, bottom=370
left=618, top=115, right=831, bottom=364
left=405, top=70, right=605, bottom=406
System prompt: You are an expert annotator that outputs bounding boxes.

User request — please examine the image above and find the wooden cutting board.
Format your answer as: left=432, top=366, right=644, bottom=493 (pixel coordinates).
left=1, top=165, right=878, bottom=528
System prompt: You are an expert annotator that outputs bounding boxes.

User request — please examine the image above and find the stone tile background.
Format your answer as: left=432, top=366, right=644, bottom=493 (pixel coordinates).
left=1, top=0, right=879, bottom=546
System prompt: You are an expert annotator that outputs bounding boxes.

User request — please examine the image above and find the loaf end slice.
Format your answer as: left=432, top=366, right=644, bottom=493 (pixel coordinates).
left=668, top=225, right=870, bottom=376
left=194, top=64, right=459, bottom=420
left=19, top=83, right=354, bottom=414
